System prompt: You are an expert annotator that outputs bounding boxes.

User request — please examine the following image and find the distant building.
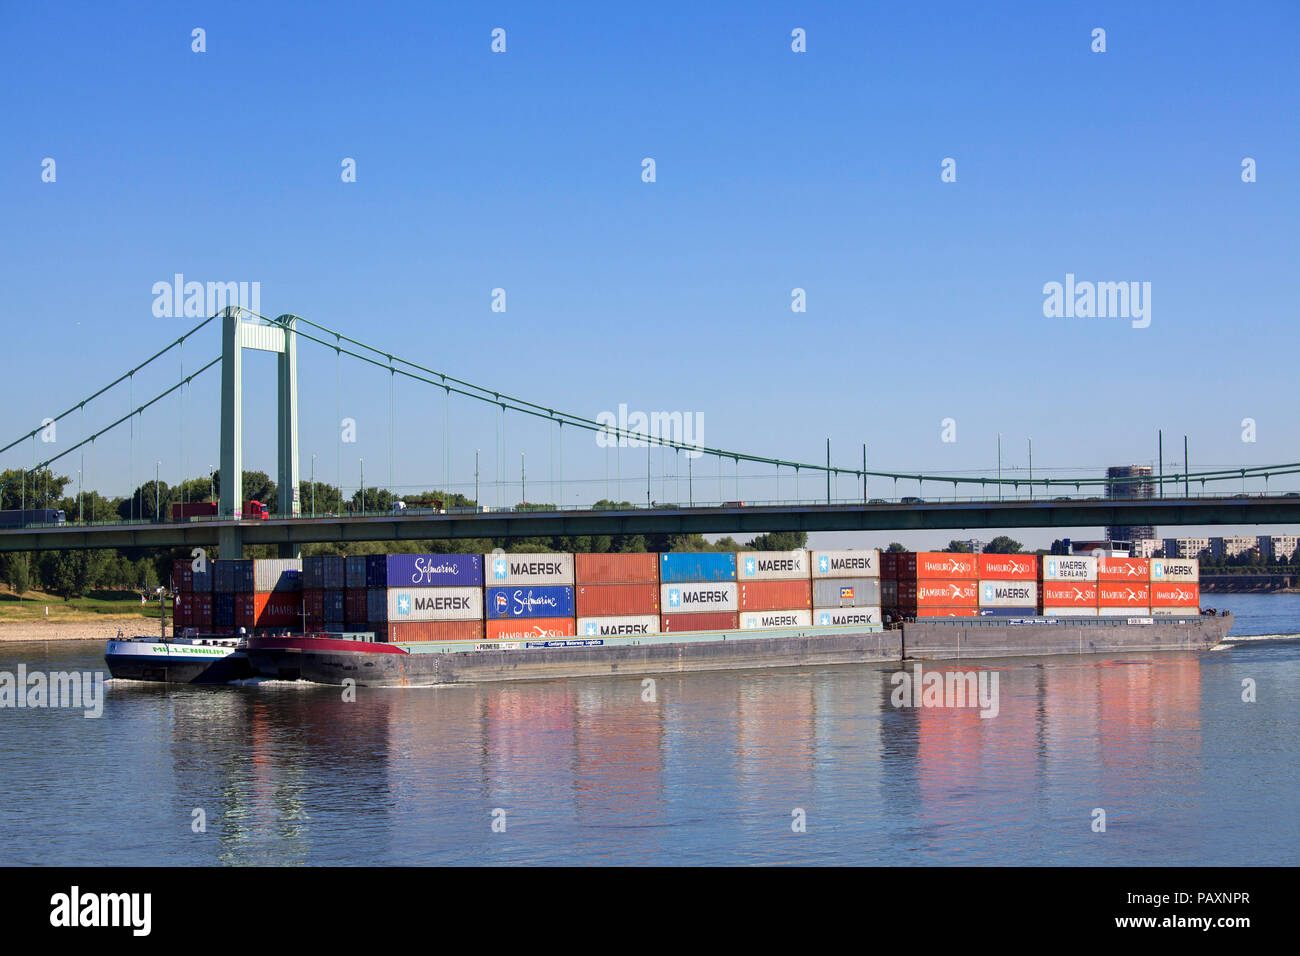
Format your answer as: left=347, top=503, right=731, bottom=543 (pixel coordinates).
left=1105, top=465, right=1156, bottom=546
left=1263, top=535, right=1300, bottom=562
left=1163, top=537, right=1210, bottom=559
left=1131, top=538, right=1162, bottom=558
left=1211, top=536, right=1258, bottom=560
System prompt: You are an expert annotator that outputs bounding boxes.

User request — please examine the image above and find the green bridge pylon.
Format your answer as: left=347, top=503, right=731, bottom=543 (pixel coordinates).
left=218, top=307, right=300, bottom=558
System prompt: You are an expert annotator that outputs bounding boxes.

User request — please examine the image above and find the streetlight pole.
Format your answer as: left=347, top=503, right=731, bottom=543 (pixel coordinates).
left=475, top=449, right=480, bottom=508
left=155, top=460, right=161, bottom=521
left=359, top=458, right=365, bottom=515
left=521, top=452, right=526, bottom=505
left=1027, top=439, right=1033, bottom=500
left=997, top=434, right=1002, bottom=502
left=311, top=455, right=316, bottom=517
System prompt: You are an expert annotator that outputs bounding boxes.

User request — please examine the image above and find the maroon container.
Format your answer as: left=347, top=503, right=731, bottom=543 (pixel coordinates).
left=659, top=612, right=739, bottom=633
left=345, top=589, right=369, bottom=625
left=574, top=553, right=659, bottom=585
left=575, top=583, right=659, bottom=617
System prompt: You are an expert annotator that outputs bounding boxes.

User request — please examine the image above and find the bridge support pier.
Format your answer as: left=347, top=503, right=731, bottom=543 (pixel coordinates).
left=219, top=525, right=243, bottom=560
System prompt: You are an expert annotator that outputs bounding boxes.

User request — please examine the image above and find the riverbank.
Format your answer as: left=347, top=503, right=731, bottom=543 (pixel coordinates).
left=0, top=618, right=168, bottom=643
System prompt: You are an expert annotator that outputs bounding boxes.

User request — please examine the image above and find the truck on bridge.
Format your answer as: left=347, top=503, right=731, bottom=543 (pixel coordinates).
left=171, top=500, right=270, bottom=521
left=0, top=508, right=66, bottom=527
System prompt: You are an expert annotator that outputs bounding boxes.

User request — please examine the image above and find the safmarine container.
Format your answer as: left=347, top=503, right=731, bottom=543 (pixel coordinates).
left=577, top=615, right=660, bottom=637
left=254, top=592, right=302, bottom=628
left=660, top=552, right=737, bottom=583
left=574, top=553, right=659, bottom=585
left=485, top=585, right=575, bottom=620
left=387, top=586, right=483, bottom=622
left=1151, top=558, right=1199, bottom=582
left=1098, top=583, right=1151, bottom=608
left=486, top=618, right=576, bottom=642
left=1151, top=582, right=1199, bottom=607
left=345, top=556, right=367, bottom=589
left=978, top=581, right=1038, bottom=608
left=659, top=612, right=739, bottom=633
left=484, top=552, right=574, bottom=587
left=813, top=578, right=882, bottom=607
left=811, top=549, right=880, bottom=579
left=740, top=609, right=812, bottom=629
left=1040, top=556, right=1098, bottom=582
left=387, top=620, right=484, bottom=643
left=739, top=580, right=812, bottom=611
left=386, top=554, right=482, bottom=588
left=913, top=553, right=977, bottom=579
left=1039, top=581, right=1098, bottom=607
left=660, top=581, right=738, bottom=613
left=813, top=607, right=882, bottom=627
left=1097, top=556, right=1150, bottom=581
left=977, top=554, right=1038, bottom=580
left=575, top=584, right=659, bottom=617
left=253, top=558, right=302, bottom=593
left=737, top=550, right=811, bottom=582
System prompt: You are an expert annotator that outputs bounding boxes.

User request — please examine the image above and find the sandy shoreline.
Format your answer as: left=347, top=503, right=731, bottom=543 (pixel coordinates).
left=0, top=619, right=169, bottom=643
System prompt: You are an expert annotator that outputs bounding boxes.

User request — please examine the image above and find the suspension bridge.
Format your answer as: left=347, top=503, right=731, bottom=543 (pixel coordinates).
left=3, top=307, right=1299, bottom=555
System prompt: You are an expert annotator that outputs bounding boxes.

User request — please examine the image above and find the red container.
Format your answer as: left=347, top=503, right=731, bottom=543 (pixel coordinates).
left=485, top=617, right=576, bottom=642
left=387, top=620, right=485, bottom=643
left=172, top=558, right=193, bottom=592
left=192, top=593, right=213, bottom=629
left=911, top=553, right=978, bottom=579
left=738, top=580, right=812, bottom=611
left=894, top=553, right=917, bottom=576
left=1097, top=556, right=1150, bottom=581
left=659, top=612, right=739, bottom=633
left=302, top=589, right=324, bottom=628
left=901, top=579, right=978, bottom=607
left=576, top=583, right=659, bottom=617
left=977, top=554, right=1038, bottom=580
left=915, top=607, right=979, bottom=618
left=234, top=594, right=256, bottom=628
left=345, top=589, right=368, bottom=625
left=1039, top=581, right=1098, bottom=607
left=574, top=553, right=659, bottom=585
left=1098, top=583, right=1151, bottom=607
left=1151, top=582, right=1199, bottom=607
left=881, top=552, right=899, bottom=579
left=172, top=593, right=191, bottom=628
left=254, top=591, right=302, bottom=628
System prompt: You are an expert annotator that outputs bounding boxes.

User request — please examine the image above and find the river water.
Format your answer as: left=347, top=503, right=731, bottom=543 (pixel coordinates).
left=1, top=594, right=1296, bottom=866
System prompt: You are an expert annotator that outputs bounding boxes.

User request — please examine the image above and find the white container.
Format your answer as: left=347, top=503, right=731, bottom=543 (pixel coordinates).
left=814, top=606, right=882, bottom=627
left=978, top=580, right=1038, bottom=608
left=737, top=550, right=811, bottom=581
left=812, top=577, right=882, bottom=607
left=660, top=581, right=738, bottom=614
left=1041, top=606, right=1098, bottom=617
left=386, top=586, right=482, bottom=622
left=739, top=609, right=812, bottom=629
left=1040, top=556, right=1098, bottom=582
left=811, top=549, right=880, bottom=579
left=1099, top=606, right=1151, bottom=617
left=577, top=615, right=660, bottom=637
left=1150, top=558, right=1199, bottom=582
left=484, top=552, right=574, bottom=586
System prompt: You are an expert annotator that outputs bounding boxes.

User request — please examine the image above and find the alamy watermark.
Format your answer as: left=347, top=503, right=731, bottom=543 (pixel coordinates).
left=596, top=403, right=705, bottom=458
left=890, top=662, right=1000, bottom=718
left=1, top=665, right=104, bottom=718
left=152, top=273, right=261, bottom=318
left=1042, top=273, right=1150, bottom=328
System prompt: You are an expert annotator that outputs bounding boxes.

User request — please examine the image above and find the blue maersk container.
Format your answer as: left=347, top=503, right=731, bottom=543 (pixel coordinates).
left=385, top=554, right=482, bottom=588
left=660, top=552, right=737, bottom=583
left=484, top=585, right=575, bottom=620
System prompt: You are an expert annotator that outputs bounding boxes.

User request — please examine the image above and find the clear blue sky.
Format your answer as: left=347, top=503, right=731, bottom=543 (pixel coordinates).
left=2, top=1, right=1296, bottom=548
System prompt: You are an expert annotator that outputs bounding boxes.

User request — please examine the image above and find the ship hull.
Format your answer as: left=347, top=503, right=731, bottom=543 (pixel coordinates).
left=244, top=614, right=1232, bottom=687
left=104, top=639, right=251, bottom=684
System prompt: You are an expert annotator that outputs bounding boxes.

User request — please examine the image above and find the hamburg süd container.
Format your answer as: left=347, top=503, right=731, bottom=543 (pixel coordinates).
left=1150, top=582, right=1199, bottom=607
left=739, top=609, right=812, bottom=629
left=574, top=552, right=659, bottom=585
left=813, top=607, right=882, bottom=627
left=659, top=612, right=739, bottom=633
left=577, top=615, right=660, bottom=637
left=385, top=553, right=483, bottom=588
left=911, top=553, right=978, bottom=579
left=485, top=617, right=577, bottom=642
left=659, top=552, right=737, bottom=584
left=485, top=552, right=575, bottom=586
left=575, top=583, right=659, bottom=617
left=902, top=580, right=979, bottom=608
left=738, top=580, right=812, bottom=611
left=1098, top=606, right=1151, bottom=617
left=485, top=585, right=575, bottom=620
left=812, top=577, right=881, bottom=608
left=1098, top=583, right=1151, bottom=607
left=914, top=607, right=979, bottom=618
left=660, top=581, right=738, bottom=613
left=253, top=592, right=302, bottom=628
left=386, top=620, right=485, bottom=644
left=1039, top=581, right=1098, bottom=607
left=1097, top=556, right=1150, bottom=581
left=737, top=550, right=810, bottom=581
left=1040, top=556, right=1098, bottom=582
left=976, top=554, right=1038, bottom=580
left=978, top=580, right=1038, bottom=608
left=1041, top=606, right=1099, bottom=617
left=385, top=586, right=483, bottom=622
left=811, top=549, right=880, bottom=579
left=1150, top=558, right=1199, bottom=582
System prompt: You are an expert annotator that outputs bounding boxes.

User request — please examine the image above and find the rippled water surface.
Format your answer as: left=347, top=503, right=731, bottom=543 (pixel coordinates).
left=0, top=603, right=1296, bottom=865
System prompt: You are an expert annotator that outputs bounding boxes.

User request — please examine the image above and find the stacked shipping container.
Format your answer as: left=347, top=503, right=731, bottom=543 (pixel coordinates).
left=1039, top=555, right=1099, bottom=617
left=660, top=552, right=738, bottom=632
left=896, top=552, right=979, bottom=618
left=810, top=549, right=881, bottom=627
left=976, top=553, right=1038, bottom=617
left=576, top=553, right=660, bottom=637
left=373, top=554, right=484, bottom=643
left=484, top=552, right=575, bottom=642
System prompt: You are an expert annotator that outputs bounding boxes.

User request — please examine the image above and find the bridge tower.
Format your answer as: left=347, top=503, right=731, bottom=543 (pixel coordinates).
left=218, top=307, right=301, bottom=558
